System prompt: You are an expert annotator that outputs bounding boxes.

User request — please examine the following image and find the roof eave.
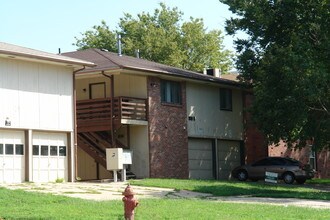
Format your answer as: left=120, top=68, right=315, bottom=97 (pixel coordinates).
left=0, top=49, right=95, bottom=67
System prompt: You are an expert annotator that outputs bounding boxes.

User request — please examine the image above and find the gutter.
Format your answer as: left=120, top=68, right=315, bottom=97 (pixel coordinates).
left=72, top=66, right=86, bottom=182
left=102, top=71, right=116, bottom=148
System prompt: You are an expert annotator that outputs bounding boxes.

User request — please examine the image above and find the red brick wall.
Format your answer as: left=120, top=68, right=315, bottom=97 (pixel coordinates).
left=316, top=150, right=330, bottom=178
left=243, top=92, right=268, bottom=164
left=147, top=76, right=189, bottom=178
left=268, top=141, right=311, bottom=164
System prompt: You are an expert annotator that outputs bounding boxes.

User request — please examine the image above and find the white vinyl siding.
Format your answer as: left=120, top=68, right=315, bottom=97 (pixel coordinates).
left=0, top=58, right=73, bottom=131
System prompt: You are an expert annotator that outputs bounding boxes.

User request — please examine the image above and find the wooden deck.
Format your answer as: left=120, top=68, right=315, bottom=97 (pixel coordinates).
left=76, top=97, right=147, bottom=132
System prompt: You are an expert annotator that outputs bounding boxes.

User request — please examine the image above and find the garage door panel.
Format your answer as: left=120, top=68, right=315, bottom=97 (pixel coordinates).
left=189, top=150, right=212, bottom=160
left=188, top=139, right=214, bottom=180
left=49, top=171, right=58, bottom=181
left=13, top=170, right=23, bottom=182
left=189, top=141, right=212, bottom=150
left=189, top=160, right=213, bottom=170
left=58, top=158, right=66, bottom=169
left=39, top=157, right=48, bottom=167
left=32, top=132, right=68, bottom=182
left=49, top=158, right=58, bottom=169
left=217, top=140, right=241, bottom=180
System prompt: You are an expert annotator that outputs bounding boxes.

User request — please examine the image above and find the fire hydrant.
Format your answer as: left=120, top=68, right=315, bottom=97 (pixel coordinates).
left=122, top=184, right=139, bottom=220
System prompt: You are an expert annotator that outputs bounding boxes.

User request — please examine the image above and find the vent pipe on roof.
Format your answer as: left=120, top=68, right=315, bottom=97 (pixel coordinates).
left=117, top=34, right=122, bottom=56
left=58, top=48, right=61, bottom=55
left=135, top=49, right=140, bottom=58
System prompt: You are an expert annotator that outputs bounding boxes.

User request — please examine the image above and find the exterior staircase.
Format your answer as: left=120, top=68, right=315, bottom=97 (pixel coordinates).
left=77, top=131, right=136, bottom=179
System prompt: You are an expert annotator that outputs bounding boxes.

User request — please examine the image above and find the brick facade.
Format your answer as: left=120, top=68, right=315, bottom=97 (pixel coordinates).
left=243, top=92, right=268, bottom=164
left=147, top=76, right=189, bottom=178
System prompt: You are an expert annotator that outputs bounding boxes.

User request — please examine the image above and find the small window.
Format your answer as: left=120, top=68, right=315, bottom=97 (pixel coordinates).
left=15, top=144, right=24, bottom=155
left=41, top=145, right=48, bottom=156
left=161, top=80, right=182, bottom=104
left=50, top=146, right=58, bottom=156
left=59, top=146, right=66, bottom=156
left=220, top=88, right=232, bottom=111
left=0, top=144, right=3, bottom=154
left=5, top=144, right=14, bottom=155
left=33, top=145, right=39, bottom=155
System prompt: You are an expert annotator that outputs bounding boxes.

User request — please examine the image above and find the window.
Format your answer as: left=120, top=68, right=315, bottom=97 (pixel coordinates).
left=161, top=80, right=182, bottom=104
left=50, top=146, right=58, bottom=156
left=33, top=145, right=39, bottom=155
left=41, top=145, right=48, bottom=156
left=59, top=146, right=66, bottom=156
left=5, top=144, right=14, bottom=155
left=220, top=88, right=232, bottom=111
left=0, top=144, right=3, bottom=154
left=15, top=144, right=24, bottom=155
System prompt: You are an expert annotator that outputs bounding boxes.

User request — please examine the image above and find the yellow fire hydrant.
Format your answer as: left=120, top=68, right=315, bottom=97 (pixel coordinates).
left=122, top=184, right=139, bottom=220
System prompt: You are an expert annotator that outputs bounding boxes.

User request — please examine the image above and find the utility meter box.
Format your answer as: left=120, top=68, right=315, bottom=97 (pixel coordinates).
left=123, top=150, right=133, bottom=165
left=106, top=148, right=123, bottom=170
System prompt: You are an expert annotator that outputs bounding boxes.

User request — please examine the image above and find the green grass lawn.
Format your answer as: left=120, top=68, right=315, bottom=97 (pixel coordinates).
left=0, top=187, right=329, bottom=220
left=129, top=178, right=330, bottom=200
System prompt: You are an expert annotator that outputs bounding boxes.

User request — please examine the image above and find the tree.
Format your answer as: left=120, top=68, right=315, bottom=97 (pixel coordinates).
left=74, top=21, right=117, bottom=52
left=220, top=0, right=329, bottom=149
left=74, top=3, right=232, bottom=73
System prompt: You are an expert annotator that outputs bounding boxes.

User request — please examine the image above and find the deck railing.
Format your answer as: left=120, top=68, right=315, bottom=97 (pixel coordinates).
left=76, top=97, right=147, bottom=129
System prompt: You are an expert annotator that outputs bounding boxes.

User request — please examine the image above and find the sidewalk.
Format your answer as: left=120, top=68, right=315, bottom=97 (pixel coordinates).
left=2, top=181, right=329, bottom=209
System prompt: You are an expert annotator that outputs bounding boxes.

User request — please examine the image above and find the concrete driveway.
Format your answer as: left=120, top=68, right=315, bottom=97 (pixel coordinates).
left=1, top=181, right=329, bottom=209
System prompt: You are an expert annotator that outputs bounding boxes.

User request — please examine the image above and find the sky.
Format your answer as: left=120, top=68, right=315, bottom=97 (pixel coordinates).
left=0, top=0, right=238, bottom=54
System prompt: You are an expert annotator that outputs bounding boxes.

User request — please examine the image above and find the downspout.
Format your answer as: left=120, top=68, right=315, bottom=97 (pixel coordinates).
left=73, top=66, right=86, bottom=181
left=102, top=71, right=116, bottom=147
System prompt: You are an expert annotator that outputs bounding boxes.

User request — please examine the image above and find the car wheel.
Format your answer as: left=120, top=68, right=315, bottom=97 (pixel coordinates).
left=237, top=170, right=248, bottom=181
left=296, top=179, right=306, bottom=184
left=283, top=172, right=295, bottom=184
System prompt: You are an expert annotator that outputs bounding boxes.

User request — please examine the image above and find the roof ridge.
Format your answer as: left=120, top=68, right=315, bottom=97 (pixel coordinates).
left=92, top=49, right=123, bottom=68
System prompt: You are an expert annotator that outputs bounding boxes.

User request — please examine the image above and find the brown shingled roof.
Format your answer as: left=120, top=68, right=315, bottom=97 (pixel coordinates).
left=63, top=48, right=242, bottom=87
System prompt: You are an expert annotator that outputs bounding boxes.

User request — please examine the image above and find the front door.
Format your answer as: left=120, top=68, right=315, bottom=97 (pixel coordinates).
left=89, top=82, right=106, bottom=99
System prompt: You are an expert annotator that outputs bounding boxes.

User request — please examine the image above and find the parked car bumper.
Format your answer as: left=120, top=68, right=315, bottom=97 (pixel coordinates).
left=295, top=170, right=315, bottom=180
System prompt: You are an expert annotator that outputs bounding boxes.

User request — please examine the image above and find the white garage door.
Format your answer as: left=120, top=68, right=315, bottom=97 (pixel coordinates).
left=32, top=132, right=68, bottom=182
left=0, top=130, right=25, bottom=183
left=188, top=138, right=214, bottom=180
left=218, top=140, right=241, bottom=179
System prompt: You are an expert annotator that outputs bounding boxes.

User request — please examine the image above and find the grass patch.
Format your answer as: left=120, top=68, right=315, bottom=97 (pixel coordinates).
left=129, top=179, right=330, bottom=200
left=0, top=187, right=329, bottom=220
left=307, top=178, right=330, bottom=185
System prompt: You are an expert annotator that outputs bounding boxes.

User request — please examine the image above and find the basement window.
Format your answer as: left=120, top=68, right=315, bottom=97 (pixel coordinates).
left=220, top=88, right=232, bottom=111
left=161, top=80, right=182, bottom=105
